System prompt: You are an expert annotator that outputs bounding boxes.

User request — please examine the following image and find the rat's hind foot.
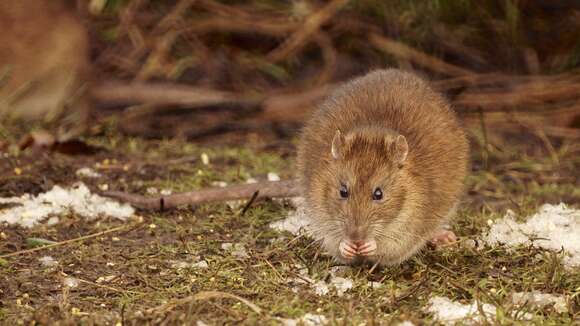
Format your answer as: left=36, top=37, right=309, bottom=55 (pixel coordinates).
left=429, top=230, right=457, bottom=248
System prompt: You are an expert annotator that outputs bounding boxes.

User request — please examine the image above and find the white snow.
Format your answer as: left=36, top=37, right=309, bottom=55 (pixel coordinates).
left=0, top=183, right=134, bottom=228
left=512, top=291, right=568, bottom=314
left=221, top=242, right=249, bottom=258
left=287, top=263, right=353, bottom=297
left=63, top=277, right=80, bottom=288
left=483, top=203, right=580, bottom=268
left=211, top=181, right=228, bottom=188
left=170, top=258, right=209, bottom=270
left=245, top=177, right=258, bottom=184
left=426, top=296, right=496, bottom=325
left=75, top=167, right=102, bottom=178
left=397, top=322, right=416, bottom=326
left=279, top=313, right=328, bottom=326
left=39, top=256, right=58, bottom=267
left=367, top=281, right=383, bottom=289
left=267, top=172, right=281, bottom=182
left=269, top=198, right=312, bottom=236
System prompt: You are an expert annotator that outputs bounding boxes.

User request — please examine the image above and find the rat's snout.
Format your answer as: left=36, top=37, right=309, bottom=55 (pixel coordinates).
left=339, top=238, right=377, bottom=260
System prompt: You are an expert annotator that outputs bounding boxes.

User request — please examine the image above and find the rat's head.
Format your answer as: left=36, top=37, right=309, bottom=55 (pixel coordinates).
left=309, top=127, right=413, bottom=265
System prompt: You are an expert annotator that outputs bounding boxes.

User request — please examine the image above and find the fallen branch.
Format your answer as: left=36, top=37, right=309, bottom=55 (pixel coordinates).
left=369, top=33, right=474, bottom=77
left=92, top=80, right=262, bottom=107
left=267, top=0, right=350, bottom=62
left=103, top=180, right=300, bottom=210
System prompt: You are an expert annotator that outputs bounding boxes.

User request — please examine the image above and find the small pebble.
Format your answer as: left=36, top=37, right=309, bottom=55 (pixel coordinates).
left=267, top=172, right=280, bottom=181
left=201, top=153, right=210, bottom=165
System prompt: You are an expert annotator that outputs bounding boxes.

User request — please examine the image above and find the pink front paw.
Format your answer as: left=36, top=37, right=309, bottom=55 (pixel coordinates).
left=429, top=230, right=457, bottom=248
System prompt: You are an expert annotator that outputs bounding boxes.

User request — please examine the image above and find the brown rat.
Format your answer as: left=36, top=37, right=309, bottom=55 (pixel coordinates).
left=297, top=69, right=469, bottom=265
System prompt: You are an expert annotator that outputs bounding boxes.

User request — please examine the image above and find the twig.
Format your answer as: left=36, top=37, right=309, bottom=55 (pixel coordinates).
left=147, top=290, right=262, bottom=315
left=369, top=33, right=474, bottom=77
left=103, top=180, right=300, bottom=210
left=92, top=80, right=261, bottom=107
left=240, top=190, right=259, bottom=216
left=156, top=0, right=197, bottom=31
left=312, top=32, right=337, bottom=86
left=267, top=0, right=350, bottom=62
left=0, top=223, right=138, bottom=259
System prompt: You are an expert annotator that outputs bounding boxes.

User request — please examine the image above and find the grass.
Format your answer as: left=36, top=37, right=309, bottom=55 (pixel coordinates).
left=0, top=127, right=579, bottom=325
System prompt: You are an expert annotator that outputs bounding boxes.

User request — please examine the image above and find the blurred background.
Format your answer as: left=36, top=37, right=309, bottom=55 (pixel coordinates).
left=1, top=0, right=579, bottom=152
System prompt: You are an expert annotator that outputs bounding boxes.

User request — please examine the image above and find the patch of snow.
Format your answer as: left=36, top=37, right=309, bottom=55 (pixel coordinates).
left=267, top=172, right=281, bottom=182
left=287, top=264, right=353, bottom=297
left=279, top=313, right=328, bottom=326
left=397, top=322, right=416, bottom=326
left=146, top=187, right=159, bottom=195
left=170, top=259, right=209, bottom=270
left=426, top=296, right=496, bottom=325
left=63, top=277, right=80, bottom=288
left=191, top=260, right=209, bottom=269
left=329, top=276, right=353, bottom=296
left=0, top=183, right=134, bottom=228
left=75, top=167, right=102, bottom=178
left=483, top=203, right=580, bottom=268
left=39, top=256, right=58, bottom=267
left=512, top=291, right=568, bottom=314
left=246, top=177, right=258, bottom=184
left=221, top=243, right=249, bottom=258
left=160, top=189, right=173, bottom=196
left=367, top=281, right=383, bottom=289
left=225, top=200, right=244, bottom=210
left=269, top=198, right=312, bottom=236
left=211, top=181, right=228, bottom=188
left=313, top=280, right=330, bottom=296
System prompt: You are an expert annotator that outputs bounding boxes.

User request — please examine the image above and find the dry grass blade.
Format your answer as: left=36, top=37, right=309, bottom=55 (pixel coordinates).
left=0, top=223, right=138, bottom=259
left=369, top=33, right=474, bottom=77
left=267, top=0, right=350, bottom=62
left=147, top=290, right=262, bottom=315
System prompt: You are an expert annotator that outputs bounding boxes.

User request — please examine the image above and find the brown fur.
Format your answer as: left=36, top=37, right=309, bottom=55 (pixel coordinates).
left=0, top=0, right=91, bottom=138
left=296, top=69, right=469, bottom=265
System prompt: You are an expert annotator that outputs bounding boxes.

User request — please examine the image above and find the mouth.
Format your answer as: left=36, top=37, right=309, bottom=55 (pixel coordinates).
left=338, top=239, right=377, bottom=260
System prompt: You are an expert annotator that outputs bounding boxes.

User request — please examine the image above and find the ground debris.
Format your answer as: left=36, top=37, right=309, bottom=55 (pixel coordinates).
left=426, top=296, right=496, bottom=325
left=483, top=203, right=580, bottom=268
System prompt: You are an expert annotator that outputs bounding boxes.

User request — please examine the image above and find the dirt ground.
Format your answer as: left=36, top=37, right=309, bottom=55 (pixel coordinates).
left=0, top=125, right=578, bottom=325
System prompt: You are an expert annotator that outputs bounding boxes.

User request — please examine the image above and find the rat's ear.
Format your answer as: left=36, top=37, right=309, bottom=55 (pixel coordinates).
left=331, top=130, right=344, bottom=160
left=394, top=135, right=408, bottom=164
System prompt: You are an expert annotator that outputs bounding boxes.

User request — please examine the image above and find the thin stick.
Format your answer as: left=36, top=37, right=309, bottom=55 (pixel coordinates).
left=267, top=0, right=350, bottom=62
left=103, top=180, right=300, bottom=210
left=0, top=223, right=137, bottom=259
left=369, top=33, right=474, bottom=77
left=240, top=190, right=259, bottom=216
left=92, top=80, right=261, bottom=107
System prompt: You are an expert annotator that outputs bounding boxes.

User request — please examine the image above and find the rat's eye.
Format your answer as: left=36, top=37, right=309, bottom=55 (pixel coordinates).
left=372, top=188, right=383, bottom=201
left=339, top=184, right=349, bottom=199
